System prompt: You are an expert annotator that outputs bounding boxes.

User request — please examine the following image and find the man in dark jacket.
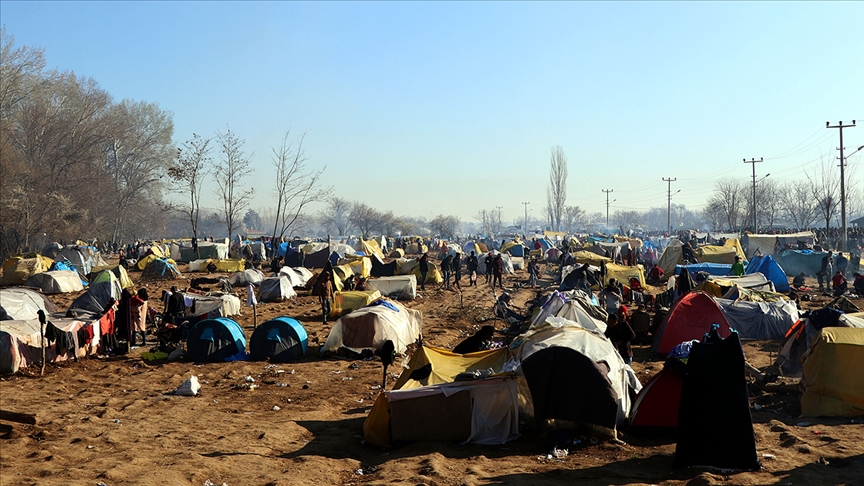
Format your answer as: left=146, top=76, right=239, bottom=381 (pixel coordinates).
left=165, top=286, right=186, bottom=321
left=605, top=314, right=635, bottom=365
left=418, top=253, right=429, bottom=290
left=467, top=251, right=479, bottom=286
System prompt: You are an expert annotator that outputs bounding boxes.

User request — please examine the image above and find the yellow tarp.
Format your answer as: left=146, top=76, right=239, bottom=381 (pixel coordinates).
left=571, top=250, right=611, bottom=266
left=724, top=238, right=747, bottom=261
left=342, top=256, right=371, bottom=278
left=801, top=327, right=864, bottom=417
left=1, top=256, right=53, bottom=286
left=411, top=264, right=443, bottom=284
left=388, top=248, right=405, bottom=258
left=357, top=239, right=384, bottom=260
left=500, top=240, right=522, bottom=255
left=696, top=245, right=738, bottom=264
left=606, top=263, right=645, bottom=288
left=137, top=254, right=180, bottom=271
left=332, top=289, right=382, bottom=318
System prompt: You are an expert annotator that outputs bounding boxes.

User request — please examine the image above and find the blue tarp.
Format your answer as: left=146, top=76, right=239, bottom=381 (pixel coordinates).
left=772, top=250, right=829, bottom=278
left=49, top=259, right=88, bottom=286
left=277, top=242, right=298, bottom=258
left=675, top=263, right=734, bottom=277
left=746, top=255, right=790, bottom=292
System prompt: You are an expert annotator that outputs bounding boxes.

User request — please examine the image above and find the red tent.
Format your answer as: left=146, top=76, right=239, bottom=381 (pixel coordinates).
left=651, top=291, right=731, bottom=355
left=628, top=366, right=684, bottom=434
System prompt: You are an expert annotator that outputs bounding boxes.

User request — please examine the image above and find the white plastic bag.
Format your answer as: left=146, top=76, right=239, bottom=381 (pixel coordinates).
left=174, top=375, right=201, bottom=396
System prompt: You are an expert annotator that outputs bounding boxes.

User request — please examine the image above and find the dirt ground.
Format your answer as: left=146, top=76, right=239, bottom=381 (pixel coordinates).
left=1, top=257, right=863, bottom=486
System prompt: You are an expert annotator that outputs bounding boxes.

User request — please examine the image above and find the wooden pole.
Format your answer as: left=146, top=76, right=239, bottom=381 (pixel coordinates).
left=38, top=310, right=46, bottom=376
left=253, top=303, right=258, bottom=328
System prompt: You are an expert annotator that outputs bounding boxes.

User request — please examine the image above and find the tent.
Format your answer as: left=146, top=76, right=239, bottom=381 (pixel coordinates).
left=772, top=249, right=826, bottom=277
left=695, top=245, right=738, bottom=264
left=657, top=239, right=684, bottom=276
left=528, top=291, right=607, bottom=333
left=745, top=255, right=789, bottom=292
left=355, top=239, right=384, bottom=260
left=745, top=231, right=815, bottom=258
left=322, top=299, right=422, bottom=355
left=0, top=315, right=100, bottom=373
left=675, top=263, right=733, bottom=277
left=606, top=263, right=646, bottom=289
left=25, top=270, right=84, bottom=294
left=775, top=310, right=864, bottom=377
left=0, top=256, right=53, bottom=286
left=40, top=242, right=63, bottom=258
left=570, top=250, right=611, bottom=266
left=303, top=247, right=331, bottom=269
left=800, top=327, right=864, bottom=417
left=366, top=275, right=417, bottom=300
left=187, top=258, right=244, bottom=273
left=229, top=268, right=265, bottom=287
left=185, top=317, right=248, bottom=362
left=405, top=242, right=428, bottom=255
left=57, top=247, right=94, bottom=278
left=477, top=252, right=515, bottom=275
left=462, top=241, right=482, bottom=256
left=259, top=276, right=297, bottom=302
left=652, top=292, right=732, bottom=355
left=90, top=265, right=133, bottom=289
left=714, top=298, right=798, bottom=340
left=332, top=290, right=382, bottom=318
left=69, top=270, right=121, bottom=313
left=249, top=316, right=308, bottom=363
left=0, top=288, right=58, bottom=320
left=363, top=346, right=516, bottom=447
left=388, top=248, right=405, bottom=259
left=179, top=241, right=229, bottom=262
left=370, top=255, right=397, bottom=277
left=723, top=238, right=747, bottom=261
left=279, top=266, right=313, bottom=288
left=627, top=359, right=686, bottom=436
left=500, top=240, right=525, bottom=257
left=512, top=317, right=642, bottom=434
left=141, top=258, right=182, bottom=280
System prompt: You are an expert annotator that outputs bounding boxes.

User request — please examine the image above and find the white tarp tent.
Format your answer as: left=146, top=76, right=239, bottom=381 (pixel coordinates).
left=280, top=266, right=313, bottom=288
left=0, top=288, right=57, bottom=321
left=366, top=275, right=417, bottom=300
left=322, top=299, right=422, bottom=355
left=25, top=270, right=85, bottom=294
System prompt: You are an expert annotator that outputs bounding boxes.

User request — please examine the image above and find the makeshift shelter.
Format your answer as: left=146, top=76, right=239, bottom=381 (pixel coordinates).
left=249, top=317, right=308, bottom=363
left=723, top=238, right=747, bottom=261
left=279, top=266, right=313, bottom=288
left=714, top=298, right=798, bottom=340
left=0, top=315, right=99, bottom=373
left=528, top=291, right=607, bottom=333
left=405, top=242, right=428, bottom=255
left=477, top=252, right=515, bottom=275
left=627, top=359, right=686, bottom=436
left=179, top=241, right=229, bottom=262
left=745, top=231, right=815, bottom=258
left=25, top=270, right=84, bottom=294
left=259, top=276, right=297, bottom=302
left=57, top=247, right=94, bottom=278
left=69, top=270, right=121, bottom=313
left=90, top=265, right=133, bottom=289
left=0, top=256, right=53, bottom=286
left=187, top=258, right=244, bottom=273
left=772, top=249, right=827, bottom=277
left=355, top=239, right=384, bottom=260
left=332, top=290, right=382, bottom=318
left=366, top=275, right=417, bottom=300
left=695, top=245, right=738, bottom=264
left=698, top=273, right=774, bottom=299
left=363, top=346, right=516, bottom=447
left=800, top=327, right=864, bottom=417
left=462, top=241, right=482, bottom=256
left=229, top=269, right=265, bottom=287
left=370, top=255, right=397, bottom=277
left=512, top=317, right=641, bottom=433
left=141, top=258, right=182, bottom=280
left=675, top=263, right=733, bottom=277
left=0, top=288, right=58, bottom=320
left=657, top=239, right=684, bottom=276
left=322, top=299, right=422, bottom=355
left=606, top=263, right=646, bottom=290
left=674, top=330, right=759, bottom=471
left=40, top=242, right=63, bottom=259
left=500, top=240, right=525, bottom=257
left=570, top=250, right=611, bottom=266
left=331, top=243, right=356, bottom=258
left=185, top=317, right=248, bottom=362
left=745, top=255, right=789, bottom=292
left=775, top=310, right=864, bottom=377
left=303, top=247, right=331, bottom=269
left=652, top=292, right=732, bottom=355
left=388, top=248, right=405, bottom=259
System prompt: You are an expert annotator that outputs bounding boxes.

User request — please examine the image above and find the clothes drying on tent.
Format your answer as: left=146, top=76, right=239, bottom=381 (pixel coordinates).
left=674, top=329, right=760, bottom=471
left=249, top=317, right=308, bottom=363
left=185, top=317, right=248, bottom=362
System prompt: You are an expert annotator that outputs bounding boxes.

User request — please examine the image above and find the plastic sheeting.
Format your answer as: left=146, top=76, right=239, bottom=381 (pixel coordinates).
left=322, top=298, right=422, bottom=354
left=715, top=298, right=798, bottom=340
left=279, top=266, right=313, bottom=288
left=259, top=276, right=297, bottom=302
left=746, top=255, right=790, bottom=292
left=25, top=270, right=84, bottom=294
left=801, top=327, right=864, bottom=417
left=229, top=269, right=265, bottom=287
left=332, top=290, right=382, bottom=318
left=366, top=275, right=417, bottom=300
left=0, top=288, right=58, bottom=320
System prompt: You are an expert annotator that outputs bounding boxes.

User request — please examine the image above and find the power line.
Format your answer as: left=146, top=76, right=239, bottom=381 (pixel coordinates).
left=662, top=177, right=677, bottom=234
left=744, top=157, right=764, bottom=231
left=602, top=189, right=614, bottom=227
left=827, top=120, right=857, bottom=251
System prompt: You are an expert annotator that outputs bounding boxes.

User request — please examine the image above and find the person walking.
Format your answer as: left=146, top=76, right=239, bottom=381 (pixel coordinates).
left=418, top=252, right=429, bottom=290
left=451, top=253, right=462, bottom=289
left=467, top=251, right=479, bottom=286
left=492, top=253, right=504, bottom=289
left=484, top=252, right=494, bottom=284
left=318, top=270, right=334, bottom=324
left=441, top=254, right=453, bottom=290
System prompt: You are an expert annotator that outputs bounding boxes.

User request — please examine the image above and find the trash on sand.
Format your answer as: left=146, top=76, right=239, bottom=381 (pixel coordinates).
left=552, top=447, right=569, bottom=458
left=245, top=375, right=256, bottom=383
left=797, top=421, right=811, bottom=427
left=173, top=376, right=202, bottom=396
left=763, top=453, right=776, bottom=460
left=272, top=405, right=281, bottom=411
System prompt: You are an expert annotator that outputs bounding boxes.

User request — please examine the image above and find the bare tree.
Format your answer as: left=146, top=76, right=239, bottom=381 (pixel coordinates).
left=562, top=205, right=585, bottom=233
left=807, top=153, right=840, bottom=240
left=271, top=131, right=331, bottom=240
left=429, top=215, right=461, bottom=239
left=701, top=201, right=725, bottom=231
left=349, top=202, right=383, bottom=239
left=168, top=134, right=212, bottom=254
left=213, top=128, right=254, bottom=240
left=614, top=210, right=641, bottom=233
left=780, top=180, right=818, bottom=230
left=707, top=178, right=745, bottom=231
left=476, top=209, right=491, bottom=235
left=754, top=178, right=782, bottom=230
left=103, top=100, right=174, bottom=243
left=545, top=146, right=568, bottom=231
left=317, top=197, right=352, bottom=236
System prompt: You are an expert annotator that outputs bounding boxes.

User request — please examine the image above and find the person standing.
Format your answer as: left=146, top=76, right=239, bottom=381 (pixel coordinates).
left=598, top=279, right=623, bottom=316
left=484, top=252, right=494, bottom=284
left=318, top=270, right=334, bottom=324
left=130, top=288, right=149, bottom=347
left=730, top=256, right=745, bottom=277
left=818, top=251, right=833, bottom=292
left=418, top=253, right=429, bottom=290
left=441, top=254, right=453, bottom=290
left=467, top=251, right=479, bottom=286
left=605, top=314, right=635, bottom=365
left=451, top=253, right=462, bottom=289
left=492, top=253, right=504, bottom=289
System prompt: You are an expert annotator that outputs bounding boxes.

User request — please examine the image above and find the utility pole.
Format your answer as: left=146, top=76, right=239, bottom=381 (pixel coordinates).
left=495, top=206, right=503, bottom=234
left=602, top=189, right=614, bottom=228
left=662, top=177, right=677, bottom=234
left=521, top=202, right=530, bottom=236
left=744, top=158, right=763, bottom=232
left=827, top=120, right=856, bottom=252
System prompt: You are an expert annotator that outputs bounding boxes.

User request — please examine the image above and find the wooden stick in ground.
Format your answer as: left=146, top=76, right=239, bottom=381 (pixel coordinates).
left=37, top=310, right=46, bottom=376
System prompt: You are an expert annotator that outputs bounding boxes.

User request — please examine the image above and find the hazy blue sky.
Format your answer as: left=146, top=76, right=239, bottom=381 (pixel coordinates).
left=3, top=1, right=863, bottom=226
